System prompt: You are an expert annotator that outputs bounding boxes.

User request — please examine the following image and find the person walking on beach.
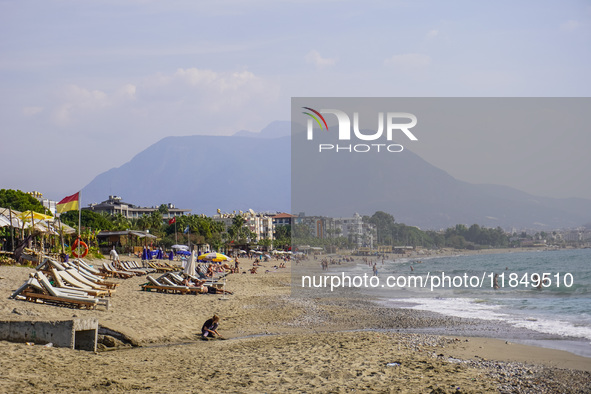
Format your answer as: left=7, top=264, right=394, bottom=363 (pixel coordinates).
left=201, top=315, right=223, bottom=339
left=109, top=247, right=120, bottom=264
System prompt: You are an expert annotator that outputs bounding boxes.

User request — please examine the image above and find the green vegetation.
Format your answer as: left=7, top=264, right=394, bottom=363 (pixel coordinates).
left=61, top=210, right=114, bottom=231
left=0, top=189, right=49, bottom=214
left=0, top=187, right=510, bottom=252
left=292, top=210, right=509, bottom=250
left=273, top=225, right=291, bottom=250
left=363, top=212, right=508, bottom=249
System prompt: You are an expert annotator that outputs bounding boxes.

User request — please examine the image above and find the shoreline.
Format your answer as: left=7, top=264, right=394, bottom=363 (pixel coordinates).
left=307, top=247, right=591, bottom=359
left=0, top=254, right=590, bottom=392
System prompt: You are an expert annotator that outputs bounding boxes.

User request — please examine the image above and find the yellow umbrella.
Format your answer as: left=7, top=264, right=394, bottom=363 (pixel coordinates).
left=17, top=210, right=54, bottom=236
left=17, top=210, right=53, bottom=222
left=197, top=252, right=232, bottom=262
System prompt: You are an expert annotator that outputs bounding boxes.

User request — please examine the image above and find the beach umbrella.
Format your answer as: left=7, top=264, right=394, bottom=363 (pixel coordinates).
left=17, top=210, right=53, bottom=222
left=0, top=216, right=11, bottom=227
left=183, top=250, right=196, bottom=276
left=142, top=247, right=148, bottom=260
left=34, top=220, right=59, bottom=235
left=171, top=244, right=189, bottom=251
left=0, top=212, right=22, bottom=228
left=169, top=251, right=174, bottom=260
left=198, top=252, right=232, bottom=262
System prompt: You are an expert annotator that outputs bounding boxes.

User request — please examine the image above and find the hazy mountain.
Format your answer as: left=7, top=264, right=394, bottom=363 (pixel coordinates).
left=82, top=131, right=291, bottom=215
left=82, top=122, right=591, bottom=229
left=292, top=143, right=591, bottom=229
left=233, top=121, right=292, bottom=139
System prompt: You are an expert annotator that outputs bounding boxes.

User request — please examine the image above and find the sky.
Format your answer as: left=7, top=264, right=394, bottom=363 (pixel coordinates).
left=1, top=0, right=590, bottom=203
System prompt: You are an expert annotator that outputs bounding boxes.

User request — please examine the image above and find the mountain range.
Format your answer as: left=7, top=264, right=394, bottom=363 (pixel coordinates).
left=82, top=121, right=591, bottom=230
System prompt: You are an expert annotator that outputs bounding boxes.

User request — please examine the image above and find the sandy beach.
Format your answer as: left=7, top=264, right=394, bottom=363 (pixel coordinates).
left=0, top=254, right=590, bottom=393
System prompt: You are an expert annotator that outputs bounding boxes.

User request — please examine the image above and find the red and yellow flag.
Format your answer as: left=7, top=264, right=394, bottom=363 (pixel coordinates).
left=56, top=192, right=80, bottom=214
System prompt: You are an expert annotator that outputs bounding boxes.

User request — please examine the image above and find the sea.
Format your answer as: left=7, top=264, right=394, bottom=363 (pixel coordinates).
left=343, top=248, right=591, bottom=358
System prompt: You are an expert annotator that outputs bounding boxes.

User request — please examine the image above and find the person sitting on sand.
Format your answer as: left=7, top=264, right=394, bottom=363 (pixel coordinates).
left=202, top=315, right=222, bottom=339
left=250, top=266, right=258, bottom=274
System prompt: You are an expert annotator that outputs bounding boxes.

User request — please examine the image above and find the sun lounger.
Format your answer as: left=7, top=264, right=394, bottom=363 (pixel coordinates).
left=73, top=258, right=103, bottom=275
left=147, top=262, right=175, bottom=272
left=101, top=262, right=136, bottom=278
left=17, top=272, right=107, bottom=310
left=51, top=269, right=110, bottom=298
left=65, top=269, right=116, bottom=294
left=36, top=257, right=67, bottom=272
left=63, top=262, right=119, bottom=288
left=120, top=261, right=155, bottom=275
left=141, top=275, right=199, bottom=295
left=169, top=273, right=186, bottom=285
left=160, top=276, right=179, bottom=286
left=10, top=277, right=36, bottom=299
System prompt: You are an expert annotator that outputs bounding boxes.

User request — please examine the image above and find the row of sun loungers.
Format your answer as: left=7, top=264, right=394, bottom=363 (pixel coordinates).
left=147, top=261, right=177, bottom=272
left=140, top=272, right=226, bottom=294
left=101, top=261, right=137, bottom=278
left=10, top=257, right=118, bottom=310
left=119, top=260, right=156, bottom=275
left=11, top=271, right=110, bottom=310
left=142, top=275, right=201, bottom=294
left=38, top=257, right=119, bottom=290
left=98, top=260, right=175, bottom=277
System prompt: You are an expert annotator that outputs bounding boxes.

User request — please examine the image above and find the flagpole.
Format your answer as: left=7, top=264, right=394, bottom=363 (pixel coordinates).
left=58, top=215, right=65, bottom=254
left=78, top=190, right=81, bottom=258
left=174, top=218, right=177, bottom=244
left=30, top=211, right=34, bottom=250
left=8, top=207, right=14, bottom=252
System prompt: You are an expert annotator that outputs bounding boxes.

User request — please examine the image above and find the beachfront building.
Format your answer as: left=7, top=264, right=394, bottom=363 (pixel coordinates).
left=271, top=212, right=295, bottom=227
left=293, top=212, right=375, bottom=248
left=85, top=196, right=191, bottom=221
left=294, top=213, right=330, bottom=239
left=27, top=191, right=58, bottom=216
left=211, top=210, right=274, bottom=242
left=332, top=213, right=375, bottom=248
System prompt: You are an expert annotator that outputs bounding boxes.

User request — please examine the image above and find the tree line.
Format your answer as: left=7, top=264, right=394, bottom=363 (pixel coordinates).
left=292, top=211, right=509, bottom=249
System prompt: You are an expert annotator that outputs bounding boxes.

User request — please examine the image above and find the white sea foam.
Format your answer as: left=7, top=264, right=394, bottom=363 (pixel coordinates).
left=389, top=297, right=591, bottom=341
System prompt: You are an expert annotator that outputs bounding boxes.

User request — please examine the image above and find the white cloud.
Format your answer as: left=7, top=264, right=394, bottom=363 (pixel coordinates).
left=174, top=68, right=218, bottom=86
left=47, top=67, right=279, bottom=135
left=561, top=20, right=580, bottom=31
left=426, top=29, right=439, bottom=39
left=384, top=53, right=431, bottom=69
left=117, top=84, right=137, bottom=100
left=52, top=84, right=136, bottom=125
left=305, top=50, right=337, bottom=69
left=173, top=68, right=260, bottom=93
left=22, top=106, right=43, bottom=116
